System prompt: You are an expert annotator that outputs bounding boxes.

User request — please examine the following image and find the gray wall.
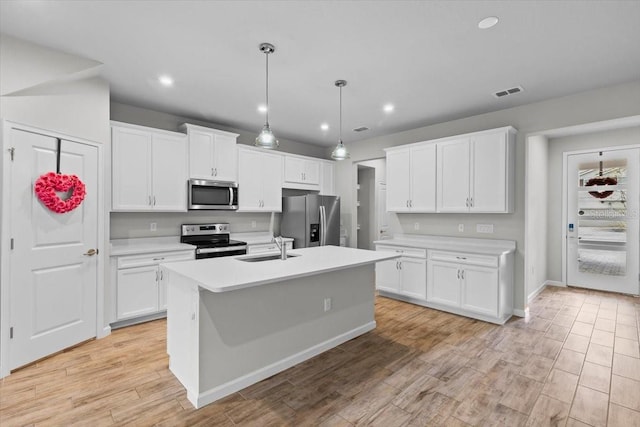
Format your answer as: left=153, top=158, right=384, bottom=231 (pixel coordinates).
left=546, top=126, right=640, bottom=282
left=329, top=80, right=640, bottom=312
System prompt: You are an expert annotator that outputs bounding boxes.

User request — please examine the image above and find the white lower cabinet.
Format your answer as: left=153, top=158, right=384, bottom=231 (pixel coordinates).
left=376, top=236, right=514, bottom=325
left=111, top=249, right=194, bottom=324
left=375, top=245, right=426, bottom=300
left=427, top=250, right=511, bottom=323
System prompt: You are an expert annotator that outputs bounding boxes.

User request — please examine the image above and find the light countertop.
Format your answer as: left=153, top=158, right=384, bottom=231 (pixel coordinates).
left=110, top=237, right=195, bottom=256
left=161, top=245, right=399, bottom=293
left=374, top=234, right=516, bottom=256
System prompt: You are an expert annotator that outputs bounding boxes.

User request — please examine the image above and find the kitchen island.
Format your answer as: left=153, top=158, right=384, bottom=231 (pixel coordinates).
left=160, top=245, right=399, bottom=408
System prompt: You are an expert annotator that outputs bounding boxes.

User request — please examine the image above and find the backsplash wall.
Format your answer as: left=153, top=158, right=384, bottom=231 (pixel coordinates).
left=110, top=212, right=280, bottom=239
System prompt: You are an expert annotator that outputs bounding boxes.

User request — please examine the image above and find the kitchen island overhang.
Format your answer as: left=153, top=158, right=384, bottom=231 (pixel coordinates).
left=161, top=246, right=400, bottom=408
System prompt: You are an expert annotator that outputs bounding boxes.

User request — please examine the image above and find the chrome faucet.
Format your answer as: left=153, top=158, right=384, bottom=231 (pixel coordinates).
left=274, top=236, right=287, bottom=260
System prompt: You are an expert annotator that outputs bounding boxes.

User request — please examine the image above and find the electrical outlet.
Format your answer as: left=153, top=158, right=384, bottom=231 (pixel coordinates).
left=414, top=222, right=420, bottom=230
left=458, top=224, right=464, bottom=232
left=251, top=220, right=257, bottom=228
left=476, top=224, right=494, bottom=233
left=150, top=222, right=157, bottom=232
left=323, top=297, right=332, bottom=312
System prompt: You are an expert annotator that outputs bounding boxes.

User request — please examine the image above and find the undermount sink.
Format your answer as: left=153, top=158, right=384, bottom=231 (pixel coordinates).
left=237, top=253, right=300, bottom=262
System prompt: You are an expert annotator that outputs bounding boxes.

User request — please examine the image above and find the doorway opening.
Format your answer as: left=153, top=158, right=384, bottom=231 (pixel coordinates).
left=353, top=158, right=387, bottom=250
left=565, top=147, right=639, bottom=294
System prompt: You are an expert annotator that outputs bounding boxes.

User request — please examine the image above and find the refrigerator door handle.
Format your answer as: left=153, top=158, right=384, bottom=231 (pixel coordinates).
left=320, top=206, right=327, bottom=246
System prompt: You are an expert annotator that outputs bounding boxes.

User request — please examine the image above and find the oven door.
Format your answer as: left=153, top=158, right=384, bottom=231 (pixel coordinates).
left=188, top=179, right=238, bottom=210
left=195, top=246, right=247, bottom=259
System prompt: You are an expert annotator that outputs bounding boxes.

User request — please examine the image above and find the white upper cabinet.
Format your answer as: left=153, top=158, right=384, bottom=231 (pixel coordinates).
left=320, top=161, right=336, bottom=196
left=283, top=155, right=321, bottom=189
left=111, top=122, right=187, bottom=212
left=238, top=147, right=283, bottom=212
left=180, top=123, right=239, bottom=182
left=437, top=128, right=515, bottom=213
left=386, top=144, right=436, bottom=212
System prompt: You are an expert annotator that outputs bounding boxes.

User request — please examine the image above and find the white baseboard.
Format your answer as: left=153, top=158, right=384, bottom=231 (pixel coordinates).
left=191, top=321, right=376, bottom=409
left=528, top=283, right=547, bottom=303
left=97, top=325, right=111, bottom=339
left=513, top=309, right=527, bottom=317
left=545, top=280, right=566, bottom=287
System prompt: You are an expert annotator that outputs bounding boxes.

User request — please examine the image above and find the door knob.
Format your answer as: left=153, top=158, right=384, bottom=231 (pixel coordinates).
left=83, top=248, right=98, bottom=256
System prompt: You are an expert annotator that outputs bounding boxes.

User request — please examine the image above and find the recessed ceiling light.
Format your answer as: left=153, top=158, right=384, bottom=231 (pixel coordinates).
left=320, top=123, right=329, bottom=131
left=257, top=105, right=267, bottom=113
left=383, top=104, right=395, bottom=113
left=158, top=75, right=174, bottom=87
left=478, top=16, right=499, bottom=30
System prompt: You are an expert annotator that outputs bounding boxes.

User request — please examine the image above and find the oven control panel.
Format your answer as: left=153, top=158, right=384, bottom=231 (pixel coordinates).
left=181, top=223, right=230, bottom=236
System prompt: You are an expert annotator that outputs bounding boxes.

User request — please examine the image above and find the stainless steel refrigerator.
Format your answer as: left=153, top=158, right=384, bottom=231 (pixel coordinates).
left=281, top=195, right=340, bottom=248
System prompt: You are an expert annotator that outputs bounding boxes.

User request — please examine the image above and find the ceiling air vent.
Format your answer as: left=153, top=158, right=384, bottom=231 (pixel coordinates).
left=493, top=86, right=524, bottom=98
left=353, top=126, right=369, bottom=132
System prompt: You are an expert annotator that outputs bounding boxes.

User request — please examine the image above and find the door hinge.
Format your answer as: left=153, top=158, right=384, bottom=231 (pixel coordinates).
left=8, top=147, right=15, bottom=161
left=9, top=327, right=13, bottom=339
left=10, top=238, right=14, bottom=250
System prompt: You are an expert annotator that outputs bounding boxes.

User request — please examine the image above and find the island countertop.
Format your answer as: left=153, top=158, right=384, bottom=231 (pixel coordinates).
left=161, top=245, right=399, bottom=293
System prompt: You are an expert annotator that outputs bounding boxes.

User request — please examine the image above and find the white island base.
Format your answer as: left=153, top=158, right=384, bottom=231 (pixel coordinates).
left=162, top=246, right=398, bottom=409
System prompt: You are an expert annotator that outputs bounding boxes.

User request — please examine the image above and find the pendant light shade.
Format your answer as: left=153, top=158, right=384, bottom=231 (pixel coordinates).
left=331, top=80, right=350, bottom=160
left=255, top=43, right=279, bottom=149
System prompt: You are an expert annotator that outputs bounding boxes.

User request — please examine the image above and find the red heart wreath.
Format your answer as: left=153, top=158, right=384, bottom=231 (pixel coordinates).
left=34, top=172, right=86, bottom=213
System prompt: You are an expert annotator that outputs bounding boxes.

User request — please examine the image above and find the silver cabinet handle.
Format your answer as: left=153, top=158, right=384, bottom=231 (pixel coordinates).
left=399, top=261, right=402, bottom=270
left=465, top=198, right=469, bottom=207
left=155, top=270, right=159, bottom=281
left=396, top=261, right=399, bottom=270
left=214, top=168, right=218, bottom=176
left=457, top=269, right=460, bottom=279
left=410, top=200, right=413, bottom=208
left=470, top=197, right=473, bottom=207
left=153, top=196, right=156, bottom=206
left=406, top=200, right=409, bottom=208
left=149, top=196, right=152, bottom=206
left=211, top=168, right=214, bottom=176
left=456, top=256, right=467, bottom=260
left=152, top=257, right=165, bottom=261
left=461, top=270, right=465, bottom=280
left=160, top=270, right=163, bottom=280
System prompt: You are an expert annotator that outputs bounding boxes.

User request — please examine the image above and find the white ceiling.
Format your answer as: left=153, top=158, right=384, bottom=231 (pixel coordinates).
left=1, top=1, right=639, bottom=147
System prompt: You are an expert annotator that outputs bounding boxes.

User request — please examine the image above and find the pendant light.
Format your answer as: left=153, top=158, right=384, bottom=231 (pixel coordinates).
left=331, top=80, right=350, bottom=160
left=255, top=42, right=279, bottom=149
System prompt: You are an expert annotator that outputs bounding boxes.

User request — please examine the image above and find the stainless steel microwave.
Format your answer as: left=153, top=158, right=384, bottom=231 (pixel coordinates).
left=188, top=179, right=238, bottom=210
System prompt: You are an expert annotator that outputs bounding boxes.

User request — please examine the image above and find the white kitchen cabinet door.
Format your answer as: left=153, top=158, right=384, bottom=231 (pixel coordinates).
left=437, top=138, right=470, bottom=212
left=261, top=152, right=283, bottom=211
left=400, top=258, right=427, bottom=299
left=461, top=265, right=499, bottom=317
left=376, top=259, right=401, bottom=292
left=112, top=126, right=152, bottom=210
left=304, top=159, right=320, bottom=184
left=238, top=148, right=282, bottom=211
left=152, top=133, right=188, bottom=211
left=410, top=144, right=437, bottom=212
left=188, top=128, right=215, bottom=180
left=386, top=149, right=411, bottom=212
left=213, top=133, right=238, bottom=182
left=471, top=132, right=507, bottom=212
left=116, top=266, right=159, bottom=320
left=159, top=268, right=167, bottom=311
left=427, top=261, right=461, bottom=307
left=320, top=162, right=335, bottom=196
left=284, top=156, right=305, bottom=184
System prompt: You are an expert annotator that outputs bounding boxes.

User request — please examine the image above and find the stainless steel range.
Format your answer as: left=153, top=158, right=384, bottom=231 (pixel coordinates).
left=180, top=223, right=247, bottom=259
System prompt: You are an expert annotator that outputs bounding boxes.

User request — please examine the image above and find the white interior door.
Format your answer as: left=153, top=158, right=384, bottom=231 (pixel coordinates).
left=9, top=129, right=98, bottom=370
left=377, top=183, right=390, bottom=240
left=566, top=148, right=640, bottom=295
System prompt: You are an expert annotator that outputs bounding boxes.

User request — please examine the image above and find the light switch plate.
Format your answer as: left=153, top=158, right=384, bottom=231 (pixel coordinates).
left=150, top=222, right=157, bottom=232
left=477, top=224, right=494, bottom=233
left=458, top=224, right=464, bottom=232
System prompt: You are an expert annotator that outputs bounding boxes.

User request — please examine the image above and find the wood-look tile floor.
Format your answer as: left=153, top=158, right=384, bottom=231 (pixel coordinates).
left=1, top=286, right=639, bottom=426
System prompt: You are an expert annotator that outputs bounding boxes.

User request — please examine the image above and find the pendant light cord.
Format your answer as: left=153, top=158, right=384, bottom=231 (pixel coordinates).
left=339, top=85, right=343, bottom=143
left=265, top=51, right=269, bottom=126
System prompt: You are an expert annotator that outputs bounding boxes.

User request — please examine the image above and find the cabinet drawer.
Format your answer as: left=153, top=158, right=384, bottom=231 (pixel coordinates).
left=429, top=250, right=497, bottom=267
left=376, top=245, right=426, bottom=259
left=117, top=250, right=194, bottom=269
